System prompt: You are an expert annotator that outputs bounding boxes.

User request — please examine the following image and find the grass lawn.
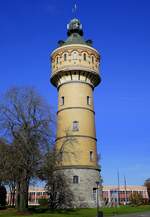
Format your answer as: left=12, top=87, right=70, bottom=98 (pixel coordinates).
left=0, top=205, right=150, bottom=217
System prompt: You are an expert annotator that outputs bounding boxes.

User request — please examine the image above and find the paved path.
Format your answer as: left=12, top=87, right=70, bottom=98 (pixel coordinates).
left=112, top=212, right=150, bottom=217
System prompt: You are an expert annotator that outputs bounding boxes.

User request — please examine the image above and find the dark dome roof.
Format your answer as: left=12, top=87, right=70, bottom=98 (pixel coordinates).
left=67, top=18, right=83, bottom=36
left=57, top=18, right=93, bottom=47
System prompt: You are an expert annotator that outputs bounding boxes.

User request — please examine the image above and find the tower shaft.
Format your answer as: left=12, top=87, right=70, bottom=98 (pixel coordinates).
left=57, top=82, right=97, bottom=168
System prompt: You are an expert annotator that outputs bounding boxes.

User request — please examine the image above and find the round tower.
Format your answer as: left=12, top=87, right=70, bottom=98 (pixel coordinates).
left=50, top=18, right=101, bottom=208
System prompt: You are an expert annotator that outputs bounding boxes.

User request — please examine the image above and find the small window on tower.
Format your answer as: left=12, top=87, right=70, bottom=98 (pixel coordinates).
left=83, top=53, right=87, bottom=61
left=90, top=151, right=93, bottom=161
left=60, top=96, right=64, bottom=106
left=64, top=53, right=67, bottom=61
left=93, top=188, right=96, bottom=201
left=87, top=96, right=92, bottom=105
left=56, top=56, right=59, bottom=64
left=92, top=56, right=94, bottom=63
left=72, top=121, right=79, bottom=131
left=73, top=175, right=79, bottom=184
left=73, top=51, right=78, bottom=60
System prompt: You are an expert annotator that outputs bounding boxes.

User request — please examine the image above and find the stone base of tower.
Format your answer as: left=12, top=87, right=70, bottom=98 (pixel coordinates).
left=57, top=167, right=102, bottom=208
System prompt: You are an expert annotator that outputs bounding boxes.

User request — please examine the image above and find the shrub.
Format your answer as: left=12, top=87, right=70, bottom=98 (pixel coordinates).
left=38, top=198, right=48, bottom=208
left=129, top=192, right=143, bottom=206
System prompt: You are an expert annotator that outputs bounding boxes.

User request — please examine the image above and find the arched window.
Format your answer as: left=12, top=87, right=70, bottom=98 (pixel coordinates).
left=87, top=96, right=92, bottom=105
left=73, top=51, right=78, bottom=60
left=64, top=53, right=67, bottom=61
left=73, top=176, right=79, bottom=184
left=72, top=121, right=79, bottom=131
left=56, top=56, right=59, bottom=64
left=90, top=151, right=93, bottom=161
left=91, top=56, right=94, bottom=63
left=93, top=188, right=96, bottom=201
left=83, top=53, right=87, bottom=61
left=60, top=96, right=64, bottom=106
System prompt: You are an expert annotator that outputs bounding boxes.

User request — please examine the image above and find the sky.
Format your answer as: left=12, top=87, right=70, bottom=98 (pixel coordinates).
left=0, top=0, right=150, bottom=186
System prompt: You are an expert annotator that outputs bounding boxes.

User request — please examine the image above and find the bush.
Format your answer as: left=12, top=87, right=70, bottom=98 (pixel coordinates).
left=142, top=198, right=150, bottom=205
left=38, top=198, right=48, bottom=208
left=129, top=192, right=143, bottom=206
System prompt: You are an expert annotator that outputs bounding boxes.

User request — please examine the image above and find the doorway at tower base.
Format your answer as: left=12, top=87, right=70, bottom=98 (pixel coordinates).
left=57, top=168, right=102, bottom=208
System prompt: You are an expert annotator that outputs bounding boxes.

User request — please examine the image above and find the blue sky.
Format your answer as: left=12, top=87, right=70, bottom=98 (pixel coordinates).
left=0, top=0, right=150, bottom=186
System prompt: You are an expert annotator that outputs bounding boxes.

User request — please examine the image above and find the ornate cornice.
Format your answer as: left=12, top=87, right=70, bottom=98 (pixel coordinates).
left=51, top=70, right=101, bottom=88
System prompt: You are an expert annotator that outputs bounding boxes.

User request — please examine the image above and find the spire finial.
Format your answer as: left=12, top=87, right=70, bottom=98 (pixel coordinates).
left=72, top=2, right=77, bottom=18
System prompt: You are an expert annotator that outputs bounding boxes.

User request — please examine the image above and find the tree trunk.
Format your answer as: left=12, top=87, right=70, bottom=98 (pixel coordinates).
left=11, top=187, right=16, bottom=207
left=16, top=182, right=20, bottom=210
left=19, top=180, right=29, bottom=212
left=9, top=184, right=16, bottom=207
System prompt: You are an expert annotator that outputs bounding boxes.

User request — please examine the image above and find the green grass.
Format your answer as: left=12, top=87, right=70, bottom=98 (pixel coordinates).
left=0, top=205, right=150, bottom=217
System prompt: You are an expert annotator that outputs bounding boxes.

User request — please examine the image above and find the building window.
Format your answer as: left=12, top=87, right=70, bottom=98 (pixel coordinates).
left=72, top=121, right=79, bottom=131
left=37, top=192, right=42, bottom=196
left=56, top=56, right=59, bottom=64
left=93, top=188, right=96, bottom=201
left=92, top=56, right=94, bottom=63
left=43, top=192, right=47, bottom=195
left=83, top=53, right=87, bottom=61
left=64, top=53, right=67, bottom=61
left=60, top=96, right=64, bottom=106
left=73, top=175, right=79, bottom=184
left=73, top=51, right=78, bottom=60
left=87, top=96, right=92, bottom=105
left=90, top=151, right=93, bottom=161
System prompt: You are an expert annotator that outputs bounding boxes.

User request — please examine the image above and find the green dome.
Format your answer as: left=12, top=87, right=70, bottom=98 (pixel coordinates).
left=64, top=33, right=86, bottom=45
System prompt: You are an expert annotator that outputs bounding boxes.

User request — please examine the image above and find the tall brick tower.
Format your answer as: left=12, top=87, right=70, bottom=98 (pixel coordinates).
left=50, top=18, right=101, bottom=207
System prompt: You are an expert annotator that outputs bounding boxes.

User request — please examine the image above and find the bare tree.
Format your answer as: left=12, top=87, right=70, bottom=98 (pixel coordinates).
left=0, top=139, right=7, bottom=184
left=39, top=146, right=74, bottom=209
left=38, top=131, right=76, bottom=209
left=0, top=87, right=54, bottom=212
left=129, top=192, right=143, bottom=205
left=0, top=140, right=17, bottom=207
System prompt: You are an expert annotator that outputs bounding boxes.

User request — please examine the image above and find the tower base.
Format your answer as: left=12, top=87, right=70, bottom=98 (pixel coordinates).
left=57, top=168, right=102, bottom=208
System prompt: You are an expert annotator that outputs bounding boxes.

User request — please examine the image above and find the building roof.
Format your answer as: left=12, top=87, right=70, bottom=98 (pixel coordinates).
left=103, top=185, right=147, bottom=191
left=64, top=33, right=86, bottom=45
